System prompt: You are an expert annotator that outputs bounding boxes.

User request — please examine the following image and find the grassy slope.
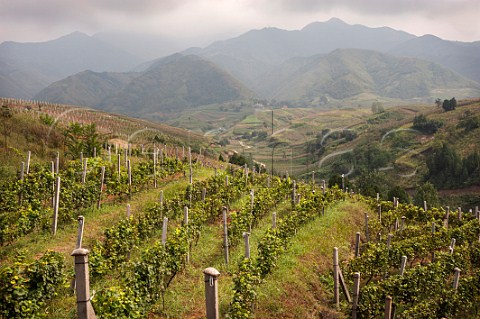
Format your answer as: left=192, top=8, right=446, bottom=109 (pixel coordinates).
left=0, top=98, right=209, bottom=178
left=150, top=198, right=367, bottom=318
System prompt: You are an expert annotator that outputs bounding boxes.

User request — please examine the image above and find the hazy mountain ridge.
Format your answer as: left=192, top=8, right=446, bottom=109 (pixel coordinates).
left=261, top=49, right=480, bottom=102
left=35, top=54, right=254, bottom=117
left=390, top=34, right=480, bottom=83
left=0, top=32, right=142, bottom=98
left=4, top=18, right=480, bottom=111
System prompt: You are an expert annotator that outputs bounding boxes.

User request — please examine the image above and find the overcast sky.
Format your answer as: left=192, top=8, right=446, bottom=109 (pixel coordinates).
left=1, top=0, right=479, bottom=46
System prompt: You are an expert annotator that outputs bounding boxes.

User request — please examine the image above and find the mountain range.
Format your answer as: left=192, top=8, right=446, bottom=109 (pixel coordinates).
left=2, top=18, right=480, bottom=115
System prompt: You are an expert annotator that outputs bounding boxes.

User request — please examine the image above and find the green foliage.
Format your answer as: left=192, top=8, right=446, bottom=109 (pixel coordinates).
left=387, top=185, right=410, bottom=204
left=371, top=101, right=385, bottom=114
left=0, top=251, right=66, bottom=318
left=355, top=171, right=390, bottom=198
left=344, top=197, right=480, bottom=318
left=39, top=113, right=55, bottom=126
left=412, top=114, right=443, bottom=134
left=426, top=143, right=480, bottom=189
left=442, top=97, right=457, bottom=112
left=64, top=122, right=103, bottom=159
left=351, top=143, right=393, bottom=174
left=413, top=182, right=440, bottom=208
left=229, top=153, right=248, bottom=167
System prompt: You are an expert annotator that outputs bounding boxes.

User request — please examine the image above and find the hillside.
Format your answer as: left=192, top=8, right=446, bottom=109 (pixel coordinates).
left=259, top=49, right=480, bottom=103
left=0, top=97, right=209, bottom=179
left=33, top=70, right=138, bottom=107
left=36, top=54, right=254, bottom=119
left=391, top=34, right=480, bottom=83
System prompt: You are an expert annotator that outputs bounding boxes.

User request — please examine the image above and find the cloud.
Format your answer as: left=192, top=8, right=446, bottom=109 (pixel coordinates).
left=0, top=0, right=479, bottom=43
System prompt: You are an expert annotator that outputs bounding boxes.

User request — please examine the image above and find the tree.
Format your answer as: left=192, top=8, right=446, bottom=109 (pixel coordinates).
left=413, top=182, right=439, bottom=208
left=387, top=186, right=410, bottom=204
left=371, top=101, right=385, bottom=114
left=64, top=122, right=102, bottom=159
left=355, top=171, right=390, bottom=198
left=442, top=97, right=457, bottom=112
left=412, top=114, right=443, bottom=134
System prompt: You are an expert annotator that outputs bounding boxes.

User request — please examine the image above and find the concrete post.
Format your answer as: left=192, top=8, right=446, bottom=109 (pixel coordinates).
left=52, top=176, right=61, bottom=235
left=272, top=212, right=277, bottom=229
left=399, top=256, right=407, bottom=276
left=243, top=232, right=251, bottom=258
left=184, top=206, right=190, bottom=263
left=453, top=267, right=461, bottom=291
left=76, top=216, right=85, bottom=249
left=222, top=207, right=229, bottom=265
left=71, top=248, right=96, bottom=319
left=203, top=267, right=220, bottom=319
left=162, top=217, right=168, bottom=246
left=333, top=247, right=340, bottom=308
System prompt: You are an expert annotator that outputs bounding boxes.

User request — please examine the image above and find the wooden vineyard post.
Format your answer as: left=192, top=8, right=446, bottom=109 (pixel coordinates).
left=384, top=296, right=392, bottom=319
left=458, top=207, right=462, bottom=222
left=387, top=234, right=392, bottom=249
left=203, top=267, right=220, bottom=319
left=352, top=272, right=361, bottom=319
left=322, top=179, right=326, bottom=195
left=161, top=217, right=168, bottom=246
left=272, top=212, right=277, bottom=229
left=243, top=232, right=251, bottom=259
left=97, top=166, right=105, bottom=209
left=222, top=206, right=229, bottom=265
left=202, top=188, right=207, bottom=201
left=355, top=232, right=361, bottom=257
left=52, top=176, right=61, bottom=235
left=333, top=247, right=340, bottom=308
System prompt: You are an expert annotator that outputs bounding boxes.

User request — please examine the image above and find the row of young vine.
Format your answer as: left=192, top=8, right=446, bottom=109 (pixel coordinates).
left=342, top=198, right=480, bottom=318
left=227, top=184, right=345, bottom=318
left=0, top=151, right=186, bottom=246
left=89, top=169, right=291, bottom=318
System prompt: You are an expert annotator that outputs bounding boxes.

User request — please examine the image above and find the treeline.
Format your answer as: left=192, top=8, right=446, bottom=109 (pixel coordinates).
left=426, top=143, right=480, bottom=189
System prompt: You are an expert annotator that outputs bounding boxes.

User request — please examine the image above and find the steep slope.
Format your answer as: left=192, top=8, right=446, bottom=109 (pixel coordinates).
left=0, top=32, right=142, bottom=98
left=390, top=34, right=480, bottom=83
left=100, top=54, right=254, bottom=116
left=260, top=49, right=480, bottom=103
left=34, top=70, right=138, bottom=107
